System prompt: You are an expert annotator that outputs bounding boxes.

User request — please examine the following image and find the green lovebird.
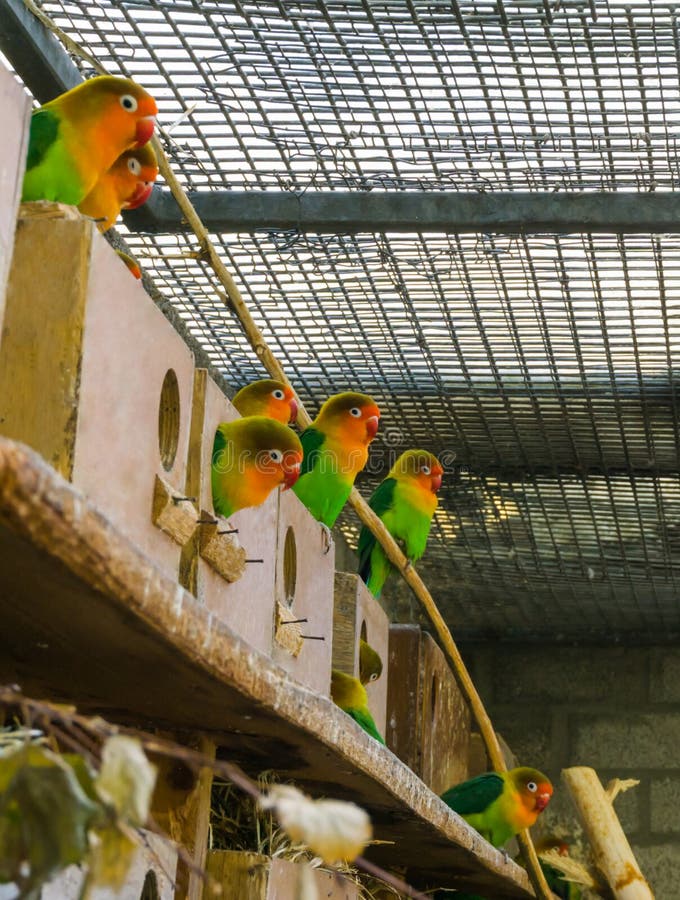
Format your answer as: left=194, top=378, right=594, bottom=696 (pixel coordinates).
left=22, top=76, right=157, bottom=206
left=441, top=767, right=553, bottom=849
left=211, top=416, right=303, bottom=518
left=292, top=392, right=380, bottom=527
left=358, top=449, right=443, bottom=597
left=330, top=668, right=385, bottom=744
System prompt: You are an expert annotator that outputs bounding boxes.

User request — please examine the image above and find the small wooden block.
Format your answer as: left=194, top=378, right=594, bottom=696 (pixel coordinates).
left=0, top=62, right=30, bottom=318
left=204, top=852, right=359, bottom=899
left=333, top=571, right=390, bottom=736
left=152, top=474, right=198, bottom=545
left=274, top=598, right=304, bottom=656
left=386, top=624, right=471, bottom=794
left=198, top=513, right=246, bottom=583
left=271, top=489, right=335, bottom=696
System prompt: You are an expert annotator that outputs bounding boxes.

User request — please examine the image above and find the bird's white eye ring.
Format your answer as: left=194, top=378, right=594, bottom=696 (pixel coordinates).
left=127, top=157, right=142, bottom=176
left=527, top=781, right=537, bottom=792
left=120, top=94, right=138, bottom=112
left=349, top=407, right=362, bottom=418
left=269, top=449, right=283, bottom=463
left=421, top=465, right=431, bottom=475
left=272, top=389, right=285, bottom=400
left=369, top=673, right=379, bottom=682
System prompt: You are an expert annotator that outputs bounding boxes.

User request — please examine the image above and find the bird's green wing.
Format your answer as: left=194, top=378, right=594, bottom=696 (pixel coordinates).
left=347, top=707, right=385, bottom=745
left=298, top=426, right=326, bottom=477
left=440, top=773, right=505, bottom=815
left=357, top=477, right=397, bottom=582
left=26, top=109, right=60, bottom=171
left=212, top=425, right=227, bottom=466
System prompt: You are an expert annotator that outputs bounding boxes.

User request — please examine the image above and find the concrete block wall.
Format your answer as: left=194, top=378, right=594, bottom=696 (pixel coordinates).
left=461, top=642, right=680, bottom=899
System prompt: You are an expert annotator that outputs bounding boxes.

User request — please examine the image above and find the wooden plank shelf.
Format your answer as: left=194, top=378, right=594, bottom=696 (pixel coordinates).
left=0, top=438, right=534, bottom=899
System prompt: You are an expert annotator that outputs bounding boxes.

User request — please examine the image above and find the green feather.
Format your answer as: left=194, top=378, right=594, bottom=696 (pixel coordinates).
left=346, top=707, right=385, bottom=744
left=357, top=477, right=396, bottom=586
left=440, top=773, right=505, bottom=816
left=298, top=426, right=326, bottom=477
left=25, top=109, right=60, bottom=172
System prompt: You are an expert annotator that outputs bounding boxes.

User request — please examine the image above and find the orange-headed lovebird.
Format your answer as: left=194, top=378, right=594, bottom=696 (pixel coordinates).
left=78, top=143, right=158, bottom=232
left=211, top=416, right=303, bottom=518
left=441, top=767, right=553, bottom=849
left=331, top=668, right=385, bottom=744
left=22, top=76, right=157, bottom=206
left=232, top=379, right=299, bottom=425
left=359, top=638, right=383, bottom=685
left=292, top=392, right=380, bottom=527
left=358, top=449, right=443, bottom=597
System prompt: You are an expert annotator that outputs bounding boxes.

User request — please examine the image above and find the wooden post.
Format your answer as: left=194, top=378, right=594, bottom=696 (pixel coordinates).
left=562, top=767, right=654, bottom=900
left=151, top=736, right=216, bottom=900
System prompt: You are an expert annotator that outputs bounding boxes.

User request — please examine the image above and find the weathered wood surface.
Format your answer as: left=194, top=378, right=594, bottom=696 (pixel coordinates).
left=0, top=62, right=30, bottom=322
left=0, top=438, right=533, bottom=898
left=204, top=852, right=359, bottom=899
left=386, top=625, right=470, bottom=794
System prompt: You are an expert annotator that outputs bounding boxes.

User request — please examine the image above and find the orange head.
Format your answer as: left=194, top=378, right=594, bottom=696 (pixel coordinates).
left=389, top=449, right=443, bottom=494
left=55, top=75, right=158, bottom=149
left=509, top=767, right=553, bottom=822
left=232, top=379, right=299, bottom=425
left=119, top=143, right=158, bottom=208
left=314, top=392, right=380, bottom=446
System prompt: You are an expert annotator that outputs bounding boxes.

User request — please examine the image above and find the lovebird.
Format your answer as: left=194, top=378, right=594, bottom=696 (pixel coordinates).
left=211, top=416, right=303, bottom=518
left=359, top=638, right=383, bottom=685
left=292, top=392, right=380, bottom=527
left=357, top=449, right=443, bottom=597
left=78, top=143, right=158, bottom=232
left=331, top=669, right=385, bottom=744
left=22, top=76, right=157, bottom=206
left=232, top=379, right=299, bottom=425
left=440, top=767, right=553, bottom=849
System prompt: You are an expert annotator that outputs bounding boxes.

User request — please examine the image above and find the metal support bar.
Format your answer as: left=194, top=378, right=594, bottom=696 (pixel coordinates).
left=0, top=0, right=81, bottom=102
left=126, top=188, right=680, bottom=235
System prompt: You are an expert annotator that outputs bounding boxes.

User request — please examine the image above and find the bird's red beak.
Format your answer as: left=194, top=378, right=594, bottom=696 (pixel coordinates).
left=125, top=182, right=154, bottom=209
left=134, top=117, right=155, bottom=147
left=288, top=398, right=299, bottom=424
left=365, top=415, right=379, bottom=439
left=431, top=472, right=443, bottom=492
left=535, top=792, right=551, bottom=812
left=282, top=460, right=301, bottom=490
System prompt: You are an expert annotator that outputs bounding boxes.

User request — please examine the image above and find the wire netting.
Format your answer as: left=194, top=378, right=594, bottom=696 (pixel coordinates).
left=34, top=0, right=680, bottom=640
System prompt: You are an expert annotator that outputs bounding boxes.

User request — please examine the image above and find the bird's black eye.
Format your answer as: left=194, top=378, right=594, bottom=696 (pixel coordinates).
left=349, top=407, right=362, bottom=418
left=269, top=449, right=283, bottom=463
left=272, top=389, right=285, bottom=400
left=369, top=672, right=379, bottom=682
left=421, top=465, right=431, bottom=475
left=120, top=94, right=138, bottom=112
left=127, top=157, right=141, bottom=175
left=527, top=781, right=537, bottom=792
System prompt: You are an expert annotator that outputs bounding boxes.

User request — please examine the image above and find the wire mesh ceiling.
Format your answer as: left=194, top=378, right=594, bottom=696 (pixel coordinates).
left=33, top=0, right=680, bottom=641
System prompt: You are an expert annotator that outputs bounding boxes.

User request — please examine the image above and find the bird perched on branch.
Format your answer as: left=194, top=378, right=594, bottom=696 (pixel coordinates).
left=358, top=449, right=442, bottom=597
left=22, top=76, right=157, bottom=206
left=441, top=767, right=553, bottom=849
left=78, top=143, right=158, bottom=232
left=331, top=668, right=385, bottom=745
left=211, top=417, right=303, bottom=518
left=232, top=379, right=299, bottom=425
left=293, top=392, right=380, bottom=528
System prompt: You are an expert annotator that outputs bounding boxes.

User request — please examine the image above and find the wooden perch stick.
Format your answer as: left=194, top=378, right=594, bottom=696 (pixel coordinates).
left=562, top=767, right=653, bottom=900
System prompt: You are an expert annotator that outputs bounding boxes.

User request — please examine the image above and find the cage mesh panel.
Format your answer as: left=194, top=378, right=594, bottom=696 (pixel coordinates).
left=37, top=0, right=680, bottom=640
